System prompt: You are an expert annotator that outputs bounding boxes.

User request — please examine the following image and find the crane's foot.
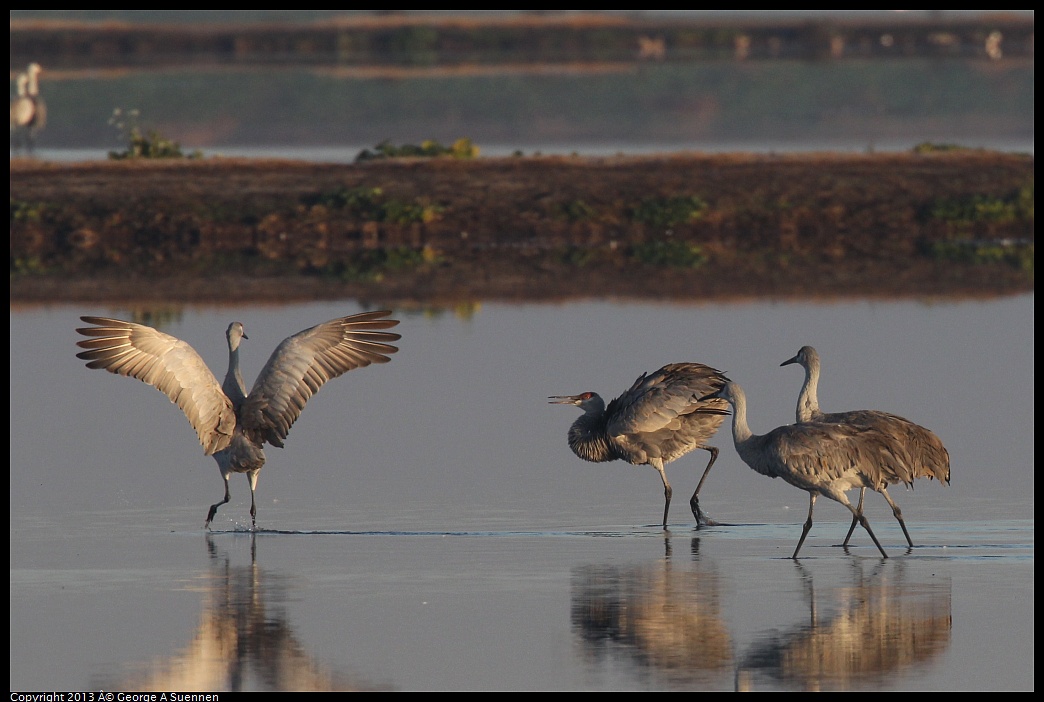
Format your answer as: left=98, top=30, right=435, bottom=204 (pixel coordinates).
left=690, top=497, right=720, bottom=528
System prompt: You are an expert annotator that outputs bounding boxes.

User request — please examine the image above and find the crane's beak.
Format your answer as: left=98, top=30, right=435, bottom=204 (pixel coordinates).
left=548, top=395, right=582, bottom=405
left=698, top=389, right=723, bottom=403
left=780, top=354, right=799, bottom=367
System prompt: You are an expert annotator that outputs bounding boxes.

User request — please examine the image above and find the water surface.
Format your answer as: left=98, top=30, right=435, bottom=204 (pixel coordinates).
left=9, top=296, right=1033, bottom=690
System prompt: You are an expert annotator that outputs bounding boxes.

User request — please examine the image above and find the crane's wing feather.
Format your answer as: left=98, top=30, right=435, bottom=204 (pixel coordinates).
left=820, top=410, right=951, bottom=486
left=606, top=362, right=729, bottom=437
left=240, top=310, right=400, bottom=448
left=75, top=316, right=235, bottom=455
left=758, top=420, right=919, bottom=490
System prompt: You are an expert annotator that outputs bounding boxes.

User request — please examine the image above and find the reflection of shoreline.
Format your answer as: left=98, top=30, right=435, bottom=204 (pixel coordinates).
left=9, top=278, right=1033, bottom=308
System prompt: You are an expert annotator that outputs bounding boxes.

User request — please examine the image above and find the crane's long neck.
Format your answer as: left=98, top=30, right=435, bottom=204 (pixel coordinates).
left=796, top=357, right=822, bottom=423
left=568, top=410, right=617, bottom=463
left=223, top=341, right=248, bottom=408
left=726, top=386, right=755, bottom=448
left=726, top=385, right=785, bottom=479
left=26, top=70, right=39, bottom=98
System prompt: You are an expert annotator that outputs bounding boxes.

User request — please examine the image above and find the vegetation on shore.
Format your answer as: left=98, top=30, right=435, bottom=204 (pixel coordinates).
left=9, top=149, right=1033, bottom=302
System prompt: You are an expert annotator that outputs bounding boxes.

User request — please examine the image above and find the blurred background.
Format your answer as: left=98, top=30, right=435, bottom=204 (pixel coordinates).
left=9, top=10, right=1035, bottom=159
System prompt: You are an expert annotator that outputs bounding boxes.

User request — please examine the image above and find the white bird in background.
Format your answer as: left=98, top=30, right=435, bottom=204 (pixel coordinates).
left=703, top=380, right=892, bottom=559
left=76, top=311, right=401, bottom=529
left=10, top=62, right=45, bottom=154
left=781, top=345, right=950, bottom=549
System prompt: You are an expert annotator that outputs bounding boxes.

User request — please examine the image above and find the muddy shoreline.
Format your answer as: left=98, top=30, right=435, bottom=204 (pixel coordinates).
left=9, top=151, right=1034, bottom=305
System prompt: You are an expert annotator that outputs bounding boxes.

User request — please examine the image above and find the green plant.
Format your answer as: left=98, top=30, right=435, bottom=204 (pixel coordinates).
left=557, top=246, right=597, bottom=267
left=108, top=108, right=201, bottom=160
left=557, top=199, right=597, bottom=222
left=926, top=183, right=1034, bottom=225
left=630, top=240, right=708, bottom=268
left=311, top=186, right=386, bottom=216
left=308, top=186, right=443, bottom=224
left=921, top=239, right=1033, bottom=273
left=912, top=142, right=975, bottom=154
left=10, top=198, right=44, bottom=222
left=10, top=256, right=47, bottom=275
left=355, top=138, right=478, bottom=161
left=631, top=195, right=708, bottom=228
left=321, top=246, right=441, bottom=282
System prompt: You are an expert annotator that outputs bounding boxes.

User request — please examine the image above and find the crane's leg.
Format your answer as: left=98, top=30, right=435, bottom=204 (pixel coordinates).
left=878, top=487, right=914, bottom=548
left=792, top=492, right=817, bottom=559
left=839, top=497, right=888, bottom=558
left=651, top=458, right=672, bottom=530
left=841, top=487, right=866, bottom=547
left=247, top=470, right=260, bottom=530
left=689, top=446, right=720, bottom=526
left=205, top=476, right=231, bottom=530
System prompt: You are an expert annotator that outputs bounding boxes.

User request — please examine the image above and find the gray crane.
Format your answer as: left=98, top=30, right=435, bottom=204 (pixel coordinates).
left=550, top=362, right=730, bottom=529
left=781, top=345, right=950, bottom=549
left=702, top=380, right=891, bottom=558
left=75, top=311, right=401, bottom=529
left=10, top=63, right=45, bottom=154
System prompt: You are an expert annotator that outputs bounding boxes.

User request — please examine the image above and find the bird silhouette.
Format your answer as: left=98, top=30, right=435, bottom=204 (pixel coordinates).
left=781, top=345, right=949, bottom=548
left=76, top=311, right=401, bottom=529
left=703, top=380, right=892, bottom=558
left=550, top=362, right=730, bottom=529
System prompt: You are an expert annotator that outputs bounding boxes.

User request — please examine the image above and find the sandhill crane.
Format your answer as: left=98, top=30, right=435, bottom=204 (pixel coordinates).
left=10, top=63, right=45, bottom=153
left=702, top=380, right=891, bottom=558
left=550, top=362, right=730, bottom=529
left=781, top=345, right=950, bottom=548
left=75, top=311, right=401, bottom=529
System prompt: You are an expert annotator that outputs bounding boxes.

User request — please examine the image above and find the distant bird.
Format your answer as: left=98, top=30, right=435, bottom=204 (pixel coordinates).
left=76, top=311, right=401, bottom=529
left=781, top=345, right=950, bottom=548
left=550, top=362, right=730, bottom=529
left=703, top=380, right=891, bottom=558
left=10, top=62, right=45, bottom=153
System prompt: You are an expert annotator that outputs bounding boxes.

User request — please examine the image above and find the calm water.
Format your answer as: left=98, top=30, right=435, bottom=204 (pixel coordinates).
left=9, top=296, right=1034, bottom=691
left=11, top=56, right=1035, bottom=158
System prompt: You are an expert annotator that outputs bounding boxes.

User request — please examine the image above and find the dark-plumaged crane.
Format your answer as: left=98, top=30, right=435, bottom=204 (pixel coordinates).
left=550, top=362, right=730, bottom=529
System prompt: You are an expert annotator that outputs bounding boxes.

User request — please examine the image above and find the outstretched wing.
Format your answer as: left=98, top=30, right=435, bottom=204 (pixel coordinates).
left=240, top=310, right=401, bottom=448
left=75, top=316, right=235, bottom=455
left=606, top=362, right=729, bottom=437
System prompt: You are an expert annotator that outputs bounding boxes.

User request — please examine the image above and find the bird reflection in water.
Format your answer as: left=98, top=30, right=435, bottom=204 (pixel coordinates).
left=94, top=534, right=392, bottom=692
left=735, top=560, right=952, bottom=691
left=571, top=537, right=734, bottom=687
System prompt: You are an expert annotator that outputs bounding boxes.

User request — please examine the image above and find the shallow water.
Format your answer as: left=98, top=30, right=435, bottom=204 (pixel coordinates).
left=9, top=296, right=1033, bottom=690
